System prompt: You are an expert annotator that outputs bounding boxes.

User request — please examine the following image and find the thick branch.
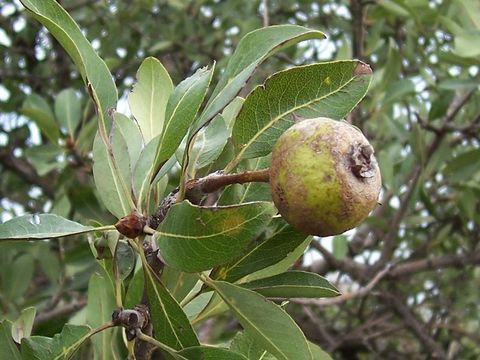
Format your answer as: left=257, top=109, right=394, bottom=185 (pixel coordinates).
left=389, top=251, right=480, bottom=278
left=34, top=298, right=87, bottom=326
left=186, top=169, right=270, bottom=195
left=310, top=240, right=368, bottom=281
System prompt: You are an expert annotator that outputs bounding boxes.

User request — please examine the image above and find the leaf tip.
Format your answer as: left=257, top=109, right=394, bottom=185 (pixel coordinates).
left=353, top=61, right=372, bottom=76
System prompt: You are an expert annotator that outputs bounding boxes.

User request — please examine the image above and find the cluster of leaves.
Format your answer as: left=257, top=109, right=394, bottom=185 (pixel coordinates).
left=0, top=0, right=375, bottom=359
left=1, top=0, right=479, bottom=359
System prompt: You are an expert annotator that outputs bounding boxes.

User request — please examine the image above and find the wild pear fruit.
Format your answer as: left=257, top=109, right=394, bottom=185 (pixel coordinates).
left=269, top=117, right=381, bottom=236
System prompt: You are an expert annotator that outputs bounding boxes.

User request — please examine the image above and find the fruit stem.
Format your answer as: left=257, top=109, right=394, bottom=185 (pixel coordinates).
left=147, top=168, right=270, bottom=230
left=188, top=168, right=270, bottom=194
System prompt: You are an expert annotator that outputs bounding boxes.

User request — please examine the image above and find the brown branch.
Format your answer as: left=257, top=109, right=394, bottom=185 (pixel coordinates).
left=389, top=251, right=480, bottom=277
left=187, top=169, right=270, bottom=194
left=261, top=0, right=270, bottom=27
left=0, top=148, right=55, bottom=198
left=34, top=298, right=87, bottom=326
left=148, top=169, right=270, bottom=230
left=433, top=323, right=480, bottom=345
left=350, top=0, right=365, bottom=60
left=374, top=90, right=476, bottom=270
left=382, top=291, right=447, bottom=359
left=310, top=240, right=368, bottom=280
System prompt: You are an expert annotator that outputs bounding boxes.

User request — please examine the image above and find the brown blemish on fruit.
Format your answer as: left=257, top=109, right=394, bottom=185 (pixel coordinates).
left=350, top=143, right=376, bottom=178
left=270, top=117, right=381, bottom=236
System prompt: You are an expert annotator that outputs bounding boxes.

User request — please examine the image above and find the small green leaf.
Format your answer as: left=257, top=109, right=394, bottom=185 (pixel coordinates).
left=128, top=57, right=173, bottom=143
left=87, top=272, right=123, bottom=360
left=185, top=114, right=230, bottom=173
left=0, top=214, right=94, bottom=240
left=189, top=292, right=227, bottom=324
left=54, top=88, right=82, bottom=136
left=162, top=267, right=199, bottom=302
left=19, top=0, right=117, bottom=134
left=21, top=93, right=59, bottom=143
left=453, top=30, right=480, bottom=58
left=153, top=65, right=214, bottom=174
left=132, top=136, right=160, bottom=210
left=179, top=346, right=248, bottom=360
left=211, top=280, right=312, bottom=360
left=116, top=241, right=135, bottom=280
left=242, top=271, right=340, bottom=298
left=93, top=132, right=134, bottom=218
left=213, top=219, right=310, bottom=283
left=378, top=0, right=410, bottom=17
left=155, top=201, right=276, bottom=272
left=111, top=122, right=133, bottom=195
left=113, top=112, right=143, bottom=167
left=11, top=307, right=36, bottom=343
left=143, top=262, right=199, bottom=355
left=177, top=97, right=244, bottom=177
left=124, top=261, right=144, bottom=309
left=3, top=254, right=34, bottom=301
left=0, top=321, right=21, bottom=360
left=21, top=324, right=91, bottom=360
left=444, top=148, right=480, bottom=182
left=24, top=144, right=65, bottom=176
left=410, top=122, right=427, bottom=164
left=227, top=60, right=372, bottom=170
left=21, top=336, right=53, bottom=360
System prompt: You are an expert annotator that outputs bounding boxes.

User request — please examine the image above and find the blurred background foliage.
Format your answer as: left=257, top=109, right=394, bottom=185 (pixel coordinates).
left=0, top=0, right=479, bottom=358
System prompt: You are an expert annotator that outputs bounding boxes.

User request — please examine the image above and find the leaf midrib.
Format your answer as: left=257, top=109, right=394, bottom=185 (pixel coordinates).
left=157, top=207, right=271, bottom=240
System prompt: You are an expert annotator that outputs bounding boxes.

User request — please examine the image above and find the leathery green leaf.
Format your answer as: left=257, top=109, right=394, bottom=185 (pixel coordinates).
left=142, top=258, right=199, bottom=356
left=212, top=219, right=310, bottom=283
left=211, top=280, right=312, bottom=360
left=0, top=214, right=95, bottom=240
left=129, top=57, right=173, bottom=143
left=19, top=0, right=117, bottom=135
left=87, top=273, right=123, bottom=360
left=54, top=88, right=82, bottom=136
left=153, top=65, right=214, bottom=175
left=21, top=324, right=91, bottom=360
left=155, top=201, right=276, bottom=272
left=242, top=271, right=340, bottom=298
left=93, top=132, right=134, bottom=218
left=0, top=321, right=21, bottom=360
left=11, top=307, right=36, bottom=343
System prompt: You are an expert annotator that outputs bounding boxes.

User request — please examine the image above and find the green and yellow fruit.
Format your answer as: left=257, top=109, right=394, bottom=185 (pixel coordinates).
left=269, top=117, right=381, bottom=236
